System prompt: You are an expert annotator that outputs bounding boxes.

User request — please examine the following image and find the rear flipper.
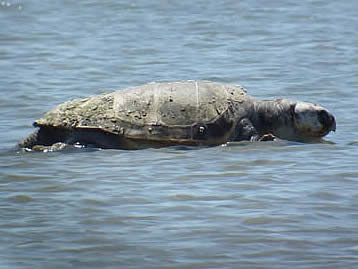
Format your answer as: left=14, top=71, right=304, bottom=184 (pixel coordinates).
left=18, top=127, right=72, bottom=150
left=18, top=129, right=41, bottom=149
left=30, top=142, right=73, bottom=152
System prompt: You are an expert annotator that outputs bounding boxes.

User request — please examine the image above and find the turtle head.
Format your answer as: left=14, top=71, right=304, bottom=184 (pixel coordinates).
left=262, top=99, right=336, bottom=142
left=290, top=101, right=336, bottom=141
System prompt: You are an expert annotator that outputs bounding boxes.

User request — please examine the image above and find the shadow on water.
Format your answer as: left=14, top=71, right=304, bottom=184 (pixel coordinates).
left=226, top=137, right=337, bottom=148
left=3, top=136, right=338, bottom=156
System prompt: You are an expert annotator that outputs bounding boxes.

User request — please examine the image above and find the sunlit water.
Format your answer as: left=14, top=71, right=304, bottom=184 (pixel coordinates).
left=1, top=0, right=358, bottom=268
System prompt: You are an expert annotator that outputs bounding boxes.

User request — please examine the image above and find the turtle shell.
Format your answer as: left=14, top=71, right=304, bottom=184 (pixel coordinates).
left=34, top=81, right=249, bottom=148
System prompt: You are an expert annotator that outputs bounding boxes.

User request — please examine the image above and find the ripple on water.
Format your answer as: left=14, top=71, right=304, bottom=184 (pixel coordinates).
left=1, top=0, right=358, bottom=268
left=7, top=195, right=33, bottom=203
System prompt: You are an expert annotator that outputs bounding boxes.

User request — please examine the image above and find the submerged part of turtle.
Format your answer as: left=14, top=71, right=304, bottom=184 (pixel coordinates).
left=19, top=81, right=336, bottom=150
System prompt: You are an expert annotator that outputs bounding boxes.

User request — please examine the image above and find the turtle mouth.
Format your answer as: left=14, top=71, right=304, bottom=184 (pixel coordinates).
left=297, top=121, right=336, bottom=140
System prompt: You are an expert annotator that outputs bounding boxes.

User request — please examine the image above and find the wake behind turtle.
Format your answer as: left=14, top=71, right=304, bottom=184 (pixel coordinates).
left=19, top=81, right=336, bottom=151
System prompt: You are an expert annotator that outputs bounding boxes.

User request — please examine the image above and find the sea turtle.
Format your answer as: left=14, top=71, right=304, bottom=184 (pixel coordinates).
left=19, top=80, right=336, bottom=151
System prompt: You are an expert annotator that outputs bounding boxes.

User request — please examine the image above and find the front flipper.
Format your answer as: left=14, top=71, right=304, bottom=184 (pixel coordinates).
left=258, top=133, right=276, bottom=141
left=232, top=118, right=275, bottom=142
left=232, top=118, right=259, bottom=141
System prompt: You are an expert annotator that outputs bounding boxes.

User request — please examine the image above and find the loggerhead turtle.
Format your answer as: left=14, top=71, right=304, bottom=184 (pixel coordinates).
left=19, top=81, right=336, bottom=151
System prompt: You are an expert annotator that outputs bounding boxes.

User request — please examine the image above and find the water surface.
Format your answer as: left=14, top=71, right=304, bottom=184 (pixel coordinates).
left=1, top=0, right=358, bottom=268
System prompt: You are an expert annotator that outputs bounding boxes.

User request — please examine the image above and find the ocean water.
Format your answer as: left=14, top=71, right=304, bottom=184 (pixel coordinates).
left=1, top=0, right=358, bottom=268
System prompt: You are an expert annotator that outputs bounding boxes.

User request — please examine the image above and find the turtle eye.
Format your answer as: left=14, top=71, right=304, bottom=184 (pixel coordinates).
left=318, top=110, right=330, bottom=125
left=318, top=109, right=336, bottom=131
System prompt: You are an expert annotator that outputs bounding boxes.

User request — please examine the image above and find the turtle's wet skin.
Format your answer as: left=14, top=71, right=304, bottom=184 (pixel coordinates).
left=19, top=81, right=336, bottom=151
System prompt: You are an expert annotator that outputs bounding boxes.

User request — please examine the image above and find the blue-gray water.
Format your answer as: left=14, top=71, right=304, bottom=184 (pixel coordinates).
left=1, top=0, right=358, bottom=268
